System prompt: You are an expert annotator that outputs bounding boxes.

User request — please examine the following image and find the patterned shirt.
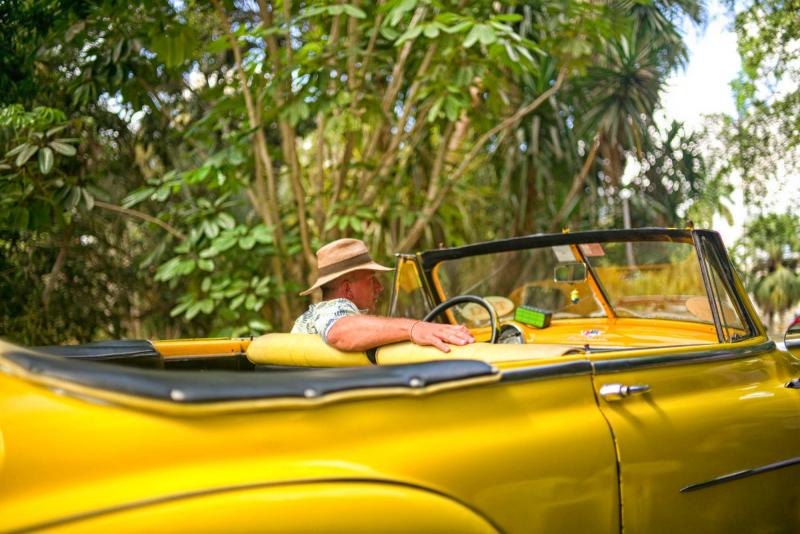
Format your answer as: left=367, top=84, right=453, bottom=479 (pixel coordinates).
left=291, top=298, right=361, bottom=343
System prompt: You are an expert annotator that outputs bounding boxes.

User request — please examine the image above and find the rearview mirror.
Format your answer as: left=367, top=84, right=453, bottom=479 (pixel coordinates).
left=785, top=317, right=800, bottom=357
left=554, top=262, right=587, bottom=283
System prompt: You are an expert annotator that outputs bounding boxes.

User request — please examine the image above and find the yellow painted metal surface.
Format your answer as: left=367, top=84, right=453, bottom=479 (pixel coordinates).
left=153, top=338, right=251, bottom=358
left=469, top=317, right=719, bottom=347
left=0, top=354, right=618, bottom=533
left=38, top=482, right=500, bottom=533
left=592, top=337, right=800, bottom=532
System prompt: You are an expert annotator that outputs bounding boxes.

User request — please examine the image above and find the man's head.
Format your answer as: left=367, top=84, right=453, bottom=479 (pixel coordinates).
left=300, top=238, right=392, bottom=312
left=321, top=269, right=384, bottom=313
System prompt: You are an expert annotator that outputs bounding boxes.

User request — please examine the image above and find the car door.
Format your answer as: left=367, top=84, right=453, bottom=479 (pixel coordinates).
left=591, top=233, right=800, bottom=532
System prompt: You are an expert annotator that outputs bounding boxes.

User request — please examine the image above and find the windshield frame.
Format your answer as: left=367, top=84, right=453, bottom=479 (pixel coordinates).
left=406, top=228, right=763, bottom=341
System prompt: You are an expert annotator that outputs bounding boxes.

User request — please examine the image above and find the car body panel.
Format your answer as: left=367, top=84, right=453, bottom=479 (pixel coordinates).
left=0, top=353, right=619, bottom=533
left=592, top=338, right=800, bottom=532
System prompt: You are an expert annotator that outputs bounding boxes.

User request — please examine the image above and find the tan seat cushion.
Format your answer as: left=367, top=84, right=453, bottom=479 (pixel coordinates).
left=246, top=334, right=372, bottom=367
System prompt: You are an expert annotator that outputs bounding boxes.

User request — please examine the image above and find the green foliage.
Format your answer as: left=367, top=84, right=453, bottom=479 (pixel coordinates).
left=0, top=0, right=729, bottom=344
left=720, top=0, right=800, bottom=205
left=734, top=213, right=800, bottom=330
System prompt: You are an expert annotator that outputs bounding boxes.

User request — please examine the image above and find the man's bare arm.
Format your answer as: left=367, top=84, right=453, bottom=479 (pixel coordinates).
left=326, top=316, right=475, bottom=353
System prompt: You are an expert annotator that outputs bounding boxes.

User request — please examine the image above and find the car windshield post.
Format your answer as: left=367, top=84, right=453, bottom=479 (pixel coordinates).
left=572, top=243, right=616, bottom=319
left=692, top=231, right=725, bottom=342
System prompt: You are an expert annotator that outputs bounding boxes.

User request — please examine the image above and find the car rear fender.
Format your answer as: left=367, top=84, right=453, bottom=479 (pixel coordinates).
left=18, top=480, right=500, bottom=534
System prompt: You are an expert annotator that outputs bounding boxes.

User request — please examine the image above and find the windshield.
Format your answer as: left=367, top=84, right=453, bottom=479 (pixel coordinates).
left=434, top=239, right=712, bottom=324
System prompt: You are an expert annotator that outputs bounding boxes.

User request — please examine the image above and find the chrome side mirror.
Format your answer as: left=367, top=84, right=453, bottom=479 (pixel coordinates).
left=785, top=318, right=800, bottom=356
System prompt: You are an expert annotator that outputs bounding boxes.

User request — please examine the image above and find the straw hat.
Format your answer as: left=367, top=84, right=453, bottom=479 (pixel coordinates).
left=300, top=238, right=393, bottom=296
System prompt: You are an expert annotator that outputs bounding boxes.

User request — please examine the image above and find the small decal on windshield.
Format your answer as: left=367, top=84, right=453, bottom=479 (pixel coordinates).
left=580, top=243, right=605, bottom=257
left=552, top=246, right=576, bottom=262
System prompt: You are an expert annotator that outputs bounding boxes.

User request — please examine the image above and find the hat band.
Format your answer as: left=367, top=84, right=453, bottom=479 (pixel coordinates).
left=317, top=252, right=374, bottom=277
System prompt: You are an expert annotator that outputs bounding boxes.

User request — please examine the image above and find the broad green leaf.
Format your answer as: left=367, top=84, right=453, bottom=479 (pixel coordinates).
left=251, top=225, right=273, bottom=244
left=81, top=188, right=94, bottom=211
left=442, top=21, right=472, bottom=34
left=217, top=212, right=235, bottom=230
left=396, top=24, right=423, bottom=45
left=38, top=147, right=54, bottom=175
left=427, top=96, right=444, bottom=122
left=493, top=14, right=523, bottom=23
left=230, top=294, right=246, bottom=310
left=380, top=26, right=400, bottom=40
left=423, top=24, right=440, bottom=38
left=248, top=319, right=271, bottom=332
left=155, top=257, right=182, bottom=282
left=170, top=300, right=191, bottom=317
left=178, top=258, right=197, bottom=275
left=65, top=186, right=81, bottom=210
left=5, top=143, right=29, bottom=158
left=154, top=184, right=171, bottom=202
left=201, top=277, right=212, bottom=292
left=463, top=25, right=480, bottom=48
left=186, top=301, right=202, bottom=320
left=199, top=299, right=214, bottom=314
left=387, top=0, right=416, bottom=26
left=202, top=219, right=220, bottom=239
left=342, top=5, right=366, bottom=18
left=476, top=24, right=497, bottom=45
left=46, top=125, right=67, bottom=137
left=214, top=233, right=238, bottom=252
left=15, top=144, right=38, bottom=166
left=49, top=141, right=77, bottom=156
left=199, top=247, right=218, bottom=259
left=207, top=36, right=230, bottom=54
left=239, top=235, right=256, bottom=250
left=122, top=187, right=155, bottom=208
left=445, top=97, right=461, bottom=122
left=198, top=258, right=215, bottom=271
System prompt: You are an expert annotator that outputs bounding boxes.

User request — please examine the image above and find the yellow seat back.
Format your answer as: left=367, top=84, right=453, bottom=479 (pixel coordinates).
left=246, top=334, right=372, bottom=367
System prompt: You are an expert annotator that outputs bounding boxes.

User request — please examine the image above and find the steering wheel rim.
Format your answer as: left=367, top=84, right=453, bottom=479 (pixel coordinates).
left=423, top=295, right=498, bottom=343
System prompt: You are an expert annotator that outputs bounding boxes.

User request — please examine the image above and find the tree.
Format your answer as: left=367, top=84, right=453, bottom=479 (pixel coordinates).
left=723, top=0, right=800, bottom=205
left=0, top=0, right=720, bottom=342
left=734, top=213, right=800, bottom=332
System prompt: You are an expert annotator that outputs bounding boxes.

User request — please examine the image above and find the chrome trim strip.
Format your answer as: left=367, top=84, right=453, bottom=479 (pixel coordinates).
left=593, top=340, right=776, bottom=373
left=500, top=360, right=593, bottom=383
left=680, top=456, right=800, bottom=493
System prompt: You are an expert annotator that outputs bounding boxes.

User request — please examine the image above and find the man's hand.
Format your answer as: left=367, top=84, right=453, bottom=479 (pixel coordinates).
left=410, top=321, right=475, bottom=353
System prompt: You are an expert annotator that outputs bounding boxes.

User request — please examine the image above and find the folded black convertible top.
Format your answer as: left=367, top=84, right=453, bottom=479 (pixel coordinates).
left=3, top=348, right=496, bottom=404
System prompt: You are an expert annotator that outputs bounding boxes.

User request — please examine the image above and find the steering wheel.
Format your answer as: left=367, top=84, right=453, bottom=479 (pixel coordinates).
left=422, top=295, right=498, bottom=344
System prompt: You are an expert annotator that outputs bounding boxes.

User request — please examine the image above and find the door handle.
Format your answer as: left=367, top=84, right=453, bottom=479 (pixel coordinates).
left=600, top=383, right=651, bottom=401
left=786, top=378, right=800, bottom=389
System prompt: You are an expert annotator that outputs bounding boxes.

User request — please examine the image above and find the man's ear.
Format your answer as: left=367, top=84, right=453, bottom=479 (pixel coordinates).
left=342, top=280, right=353, bottom=299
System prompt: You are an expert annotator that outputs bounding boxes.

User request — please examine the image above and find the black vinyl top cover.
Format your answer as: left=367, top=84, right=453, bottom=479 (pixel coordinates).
left=32, top=340, right=160, bottom=360
left=3, top=349, right=495, bottom=403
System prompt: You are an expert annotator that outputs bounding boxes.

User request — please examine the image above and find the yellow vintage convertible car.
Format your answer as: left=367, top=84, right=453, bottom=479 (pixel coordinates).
left=2, top=228, right=800, bottom=533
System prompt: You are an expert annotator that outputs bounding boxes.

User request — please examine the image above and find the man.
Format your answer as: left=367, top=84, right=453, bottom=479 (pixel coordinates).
left=292, top=238, right=474, bottom=353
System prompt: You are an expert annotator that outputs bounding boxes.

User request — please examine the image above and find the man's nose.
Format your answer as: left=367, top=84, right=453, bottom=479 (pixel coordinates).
left=374, top=277, right=383, bottom=293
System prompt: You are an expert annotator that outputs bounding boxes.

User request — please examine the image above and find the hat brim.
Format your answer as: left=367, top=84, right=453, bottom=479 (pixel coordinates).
left=299, top=261, right=393, bottom=296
